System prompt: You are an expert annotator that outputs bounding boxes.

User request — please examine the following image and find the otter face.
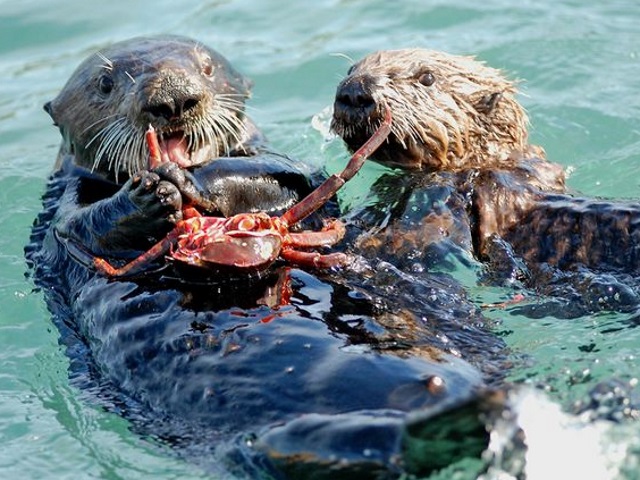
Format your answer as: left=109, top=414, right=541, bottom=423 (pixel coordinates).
left=45, top=35, right=257, bottom=181
left=331, top=49, right=530, bottom=171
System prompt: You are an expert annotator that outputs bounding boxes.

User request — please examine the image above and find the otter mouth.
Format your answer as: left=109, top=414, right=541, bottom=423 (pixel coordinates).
left=331, top=105, right=392, bottom=156
left=155, top=130, right=213, bottom=168
left=332, top=111, right=426, bottom=170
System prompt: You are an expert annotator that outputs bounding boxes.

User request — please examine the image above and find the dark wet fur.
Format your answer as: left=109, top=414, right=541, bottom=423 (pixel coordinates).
left=347, top=160, right=640, bottom=320
left=473, top=170, right=640, bottom=317
left=28, top=38, right=516, bottom=478
left=26, top=151, right=513, bottom=478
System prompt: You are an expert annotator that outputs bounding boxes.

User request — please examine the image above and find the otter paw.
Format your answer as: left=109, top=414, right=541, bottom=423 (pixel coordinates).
left=155, top=180, right=183, bottom=222
left=153, top=162, right=189, bottom=190
left=127, top=170, right=183, bottom=222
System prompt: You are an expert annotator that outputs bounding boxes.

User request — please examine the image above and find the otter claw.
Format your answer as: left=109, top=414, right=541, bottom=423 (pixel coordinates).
left=156, top=181, right=182, bottom=209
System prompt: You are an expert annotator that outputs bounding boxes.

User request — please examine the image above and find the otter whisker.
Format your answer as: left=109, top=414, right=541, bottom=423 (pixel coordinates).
left=192, top=116, right=210, bottom=154
left=190, top=124, right=202, bottom=153
left=103, top=123, right=130, bottom=172
left=81, top=113, right=120, bottom=136
left=214, top=92, right=248, bottom=101
left=127, top=132, right=147, bottom=177
left=214, top=96, right=247, bottom=116
left=90, top=119, right=127, bottom=171
left=86, top=116, right=125, bottom=149
left=215, top=93, right=247, bottom=106
left=117, top=127, right=145, bottom=178
left=212, top=118, right=231, bottom=154
left=199, top=102, right=248, bottom=155
left=116, top=127, right=136, bottom=175
left=91, top=117, right=145, bottom=180
left=208, top=119, right=224, bottom=156
left=96, top=52, right=113, bottom=71
left=330, top=52, right=355, bottom=65
left=202, top=122, right=215, bottom=155
left=186, top=133, right=195, bottom=153
left=215, top=111, right=246, bottom=152
left=191, top=121, right=207, bottom=155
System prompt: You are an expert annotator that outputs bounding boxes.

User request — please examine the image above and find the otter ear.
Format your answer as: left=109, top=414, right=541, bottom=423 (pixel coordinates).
left=43, top=101, right=59, bottom=126
left=242, top=76, right=254, bottom=97
left=475, top=92, right=502, bottom=115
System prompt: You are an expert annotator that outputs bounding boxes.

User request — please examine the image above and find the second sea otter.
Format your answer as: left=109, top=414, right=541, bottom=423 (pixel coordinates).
left=331, top=49, right=640, bottom=289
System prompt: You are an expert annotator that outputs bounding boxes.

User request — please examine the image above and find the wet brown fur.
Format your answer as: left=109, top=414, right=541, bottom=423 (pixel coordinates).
left=332, top=49, right=565, bottom=257
left=331, top=49, right=551, bottom=173
left=332, top=49, right=640, bottom=276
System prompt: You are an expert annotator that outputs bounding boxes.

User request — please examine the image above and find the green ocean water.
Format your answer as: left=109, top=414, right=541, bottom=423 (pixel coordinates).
left=1, top=0, right=640, bottom=478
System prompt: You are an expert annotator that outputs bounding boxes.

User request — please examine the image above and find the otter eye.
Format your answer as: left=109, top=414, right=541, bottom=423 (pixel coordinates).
left=347, top=64, right=357, bottom=75
left=201, top=58, right=214, bottom=77
left=98, top=74, right=114, bottom=95
left=418, top=71, right=436, bottom=87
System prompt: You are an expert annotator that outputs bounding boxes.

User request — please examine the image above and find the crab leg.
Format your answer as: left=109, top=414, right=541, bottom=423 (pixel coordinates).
left=280, top=107, right=391, bottom=226
left=146, top=124, right=163, bottom=169
left=287, top=219, right=346, bottom=248
left=93, top=236, right=173, bottom=277
left=280, top=249, right=348, bottom=269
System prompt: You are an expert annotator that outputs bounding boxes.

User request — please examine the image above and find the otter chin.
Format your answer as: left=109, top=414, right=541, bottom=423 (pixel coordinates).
left=44, top=35, right=263, bottom=182
left=331, top=48, right=535, bottom=172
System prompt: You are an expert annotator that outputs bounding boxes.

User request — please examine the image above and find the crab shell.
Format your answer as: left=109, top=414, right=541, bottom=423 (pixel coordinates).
left=169, top=213, right=286, bottom=272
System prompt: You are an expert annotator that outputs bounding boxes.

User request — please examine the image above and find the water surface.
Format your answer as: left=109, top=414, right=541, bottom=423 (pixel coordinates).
left=2, top=0, right=640, bottom=478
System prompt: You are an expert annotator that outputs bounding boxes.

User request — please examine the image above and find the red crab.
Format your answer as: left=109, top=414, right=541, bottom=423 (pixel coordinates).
left=93, top=108, right=392, bottom=277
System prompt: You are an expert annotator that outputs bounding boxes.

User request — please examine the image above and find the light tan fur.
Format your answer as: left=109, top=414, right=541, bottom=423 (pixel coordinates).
left=332, top=48, right=546, bottom=172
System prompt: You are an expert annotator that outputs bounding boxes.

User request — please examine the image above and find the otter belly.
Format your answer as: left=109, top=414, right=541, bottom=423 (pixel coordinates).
left=26, top=157, right=508, bottom=478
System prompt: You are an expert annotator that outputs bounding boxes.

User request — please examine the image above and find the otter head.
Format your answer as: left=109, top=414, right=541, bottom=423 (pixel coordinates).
left=45, top=35, right=261, bottom=182
left=331, top=49, right=532, bottom=171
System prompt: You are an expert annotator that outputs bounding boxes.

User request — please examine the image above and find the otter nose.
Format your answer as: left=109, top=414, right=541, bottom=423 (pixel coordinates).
left=334, top=77, right=375, bottom=111
left=142, top=91, right=202, bottom=122
left=140, top=70, right=205, bottom=123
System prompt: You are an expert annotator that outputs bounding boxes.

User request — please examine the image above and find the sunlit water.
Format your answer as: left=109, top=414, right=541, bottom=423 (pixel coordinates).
left=2, top=0, right=640, bottom=478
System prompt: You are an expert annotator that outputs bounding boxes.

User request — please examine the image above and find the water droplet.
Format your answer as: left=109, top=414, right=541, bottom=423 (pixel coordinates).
left=426, top=375, right=446, bottom=395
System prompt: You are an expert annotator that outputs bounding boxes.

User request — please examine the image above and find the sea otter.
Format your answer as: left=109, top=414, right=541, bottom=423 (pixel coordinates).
left=42, top=34, right=327, bottom=258
left=331, top=48, right=640, bottom=315
left=27, top=36, right=509, bottom=478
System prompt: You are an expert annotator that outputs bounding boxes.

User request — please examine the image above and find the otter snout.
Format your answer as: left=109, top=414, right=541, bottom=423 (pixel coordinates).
left=333, top=75, right=378, bottom=123
left=139, top=71, right=206, bottom=125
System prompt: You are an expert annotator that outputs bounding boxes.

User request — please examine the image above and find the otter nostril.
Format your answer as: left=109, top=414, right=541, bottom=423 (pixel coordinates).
left=336, top=81, right=374, bottom=110
left=144, top=103, right=176, bottom=121
left=143, top=94, right=201, bottom=121
left=182, top=97, right=199, bottom=113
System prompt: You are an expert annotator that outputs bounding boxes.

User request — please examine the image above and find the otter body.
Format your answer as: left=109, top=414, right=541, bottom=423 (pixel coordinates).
left=332, top=49, right=640, bottom=314
left=28, top=37, right=508, bottom=477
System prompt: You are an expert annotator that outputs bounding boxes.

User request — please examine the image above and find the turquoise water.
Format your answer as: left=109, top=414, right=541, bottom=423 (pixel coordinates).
left=2, top=0, right=640, bottom=478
